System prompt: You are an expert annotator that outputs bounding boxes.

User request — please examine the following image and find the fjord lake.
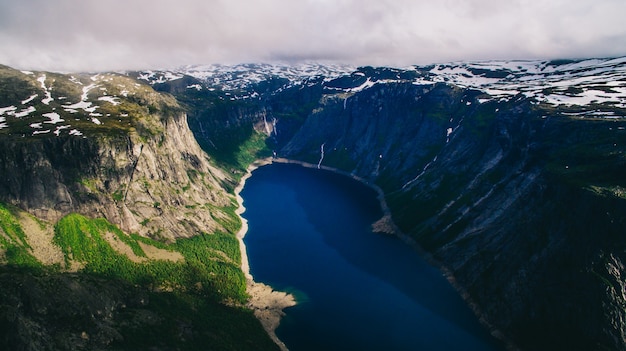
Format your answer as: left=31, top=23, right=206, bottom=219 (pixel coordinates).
left=241, top=163, right=502, bottom=351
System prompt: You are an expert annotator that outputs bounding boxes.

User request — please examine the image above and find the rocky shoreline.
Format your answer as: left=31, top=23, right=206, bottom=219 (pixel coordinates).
left=235, top=157, right=511, bottom=351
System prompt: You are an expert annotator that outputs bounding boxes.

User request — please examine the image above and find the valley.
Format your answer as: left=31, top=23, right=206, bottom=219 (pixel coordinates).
left=1, top=57, right=625, bottom=350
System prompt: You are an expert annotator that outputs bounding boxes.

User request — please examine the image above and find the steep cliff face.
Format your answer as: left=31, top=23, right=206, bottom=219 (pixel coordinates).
left=78, top=111, right=233, bottom=241
left=0, top=137, right=99, bottom=219
left=277, top=82, right=626, bottom=350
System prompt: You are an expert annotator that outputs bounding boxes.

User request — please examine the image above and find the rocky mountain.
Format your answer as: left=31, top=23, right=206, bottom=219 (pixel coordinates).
left=145, top=57, right=626, bottom=350
left=0, top=65, right=242, bottom=240
left=1, top=56, right=626, bottom=350
left=0, top=65, right=278, bottom=350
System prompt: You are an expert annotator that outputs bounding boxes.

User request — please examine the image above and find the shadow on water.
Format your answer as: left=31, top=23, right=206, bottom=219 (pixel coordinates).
left=271, top=165, right=482, bottom=331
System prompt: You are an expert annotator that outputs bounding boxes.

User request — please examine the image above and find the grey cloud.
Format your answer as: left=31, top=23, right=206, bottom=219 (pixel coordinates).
left=0, top=0, right=625, bottom=72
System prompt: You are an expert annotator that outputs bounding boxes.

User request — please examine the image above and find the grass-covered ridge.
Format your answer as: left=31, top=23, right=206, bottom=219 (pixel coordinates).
left=0, top=203, right=42, bottom=268
left=1, top=201, right=249, bottom=303
left=54, top=212, right=247, bottom=303
left=0, top=203, right=278, bottom=350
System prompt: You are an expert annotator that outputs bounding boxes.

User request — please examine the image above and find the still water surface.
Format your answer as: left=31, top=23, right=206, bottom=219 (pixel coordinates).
left=241, top=163, right=502, bottom=351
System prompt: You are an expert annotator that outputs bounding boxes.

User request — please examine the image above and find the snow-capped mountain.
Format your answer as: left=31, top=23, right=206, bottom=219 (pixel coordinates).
left=136, top=62, right=355, bottom=91
left=417, top=57, right=626, bottom=110
left=136, top=57, right=626, bottom=113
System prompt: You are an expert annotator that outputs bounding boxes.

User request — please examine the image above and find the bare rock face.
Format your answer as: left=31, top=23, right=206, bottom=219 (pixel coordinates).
left=0, top=137, right=98, bottom=220
left=79, top=111, right=233, bottom=241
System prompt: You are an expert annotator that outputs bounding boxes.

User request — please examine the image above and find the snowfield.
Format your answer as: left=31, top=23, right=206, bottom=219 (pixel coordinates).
left=136, top=57, right=626, bottom=110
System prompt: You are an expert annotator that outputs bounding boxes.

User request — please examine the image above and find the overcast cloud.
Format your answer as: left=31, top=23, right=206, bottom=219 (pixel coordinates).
left=0, top=0, right=625, bottom=72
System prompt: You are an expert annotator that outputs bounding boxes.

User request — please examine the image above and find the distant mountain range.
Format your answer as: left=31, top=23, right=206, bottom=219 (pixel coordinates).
left=137, top=57, right=626, bottom=110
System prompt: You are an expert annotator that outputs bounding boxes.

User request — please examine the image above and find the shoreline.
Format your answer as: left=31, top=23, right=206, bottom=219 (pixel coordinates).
left=236, top=157, right=512, bottom=351
left=234, top=158, right=296, bottom=351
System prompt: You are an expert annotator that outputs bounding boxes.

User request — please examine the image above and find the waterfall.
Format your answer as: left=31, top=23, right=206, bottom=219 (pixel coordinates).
left=272, top=117, right=277, bottom=136
left=317, top=143, right=326, bottom=169
left=263, top=115, right=272, bottom=135
left=401, top=155, right=438, bottom=190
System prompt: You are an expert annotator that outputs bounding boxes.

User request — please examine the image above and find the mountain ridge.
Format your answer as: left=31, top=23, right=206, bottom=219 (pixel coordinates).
left=146, top=57, right=625, bottom=350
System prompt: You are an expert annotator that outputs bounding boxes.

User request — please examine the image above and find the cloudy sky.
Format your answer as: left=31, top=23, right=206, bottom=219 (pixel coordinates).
left=1, top=0, right=625, bottom=72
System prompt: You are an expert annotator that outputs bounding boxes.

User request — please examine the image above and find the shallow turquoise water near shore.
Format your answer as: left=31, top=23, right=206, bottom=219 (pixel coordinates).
left=241, top=163, right=502, bottom=351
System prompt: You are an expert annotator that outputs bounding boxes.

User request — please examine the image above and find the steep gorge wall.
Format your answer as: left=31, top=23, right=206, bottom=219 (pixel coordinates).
left=142, top=70, right=626, bottom=350
left=273, top=82, right=626, bottom=350
left=0, top=136, right=99, bottom=220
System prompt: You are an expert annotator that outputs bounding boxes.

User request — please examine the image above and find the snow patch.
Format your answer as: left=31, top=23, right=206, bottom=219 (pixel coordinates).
left=0, top=106, right=17, bottom=115
left=63, top=83, right=100, bottom=113
left=138, top=70, right=183, bottom=84
left=37, top=75, right=54, bottom=105
left=81, top=83, right=97, bottom=101
left=91, top=117, right=102, bottom=125
left=14, top=106, right=36, bottom=118
left=171, top=62, right=354, bottom=94
left=63, top=101, right=92, bottom=110
left=348, top=78, right=377, bottom=92
left=69, top=76, right=83, bottom=85
left=54, top=125, right=70, bottom=136
left=21, top=94, right=38, bottom=105
left=69, top=129, right=83, bottom=136
left=43, top=112, right=64, bottom=124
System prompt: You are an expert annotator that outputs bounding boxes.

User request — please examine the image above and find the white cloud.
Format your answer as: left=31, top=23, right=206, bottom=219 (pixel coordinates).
left=0, top=0, right=625, bottom=72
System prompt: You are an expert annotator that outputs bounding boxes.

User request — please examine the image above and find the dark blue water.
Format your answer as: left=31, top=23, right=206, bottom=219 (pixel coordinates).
left=241, top=163, right=502, bottom=351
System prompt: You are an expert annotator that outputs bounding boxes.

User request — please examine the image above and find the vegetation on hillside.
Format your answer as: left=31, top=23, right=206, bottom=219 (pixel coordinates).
left=0, top=203, right=42, bottom=269
left=0, top=203, right=278, bottom=350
